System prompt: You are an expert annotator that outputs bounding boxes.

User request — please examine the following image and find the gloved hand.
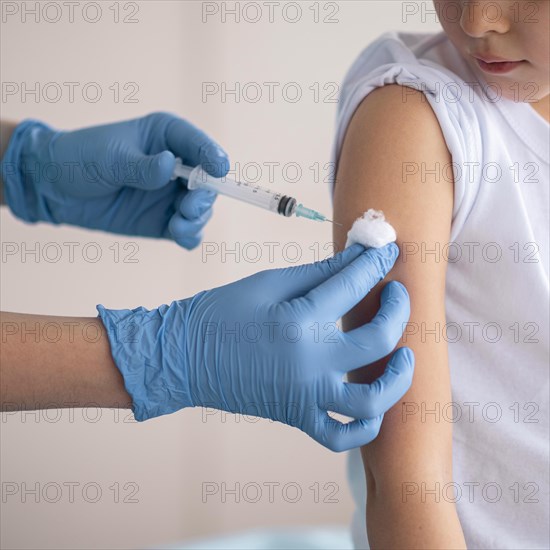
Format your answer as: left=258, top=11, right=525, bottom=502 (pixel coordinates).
left=98, top=243, right=414, bottom=451
left=0, top=113, right=229, bottom=249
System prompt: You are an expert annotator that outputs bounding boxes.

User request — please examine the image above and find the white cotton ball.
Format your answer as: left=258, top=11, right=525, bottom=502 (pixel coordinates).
left=345, top=209, right=397, bottom=248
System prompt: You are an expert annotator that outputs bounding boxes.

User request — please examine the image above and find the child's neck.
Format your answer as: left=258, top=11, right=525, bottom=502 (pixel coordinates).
left=530, top=95, right=550, bottom=123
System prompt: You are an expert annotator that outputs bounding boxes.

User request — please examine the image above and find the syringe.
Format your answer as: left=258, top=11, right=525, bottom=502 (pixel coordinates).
left=172, top=159, right=341, bottom=225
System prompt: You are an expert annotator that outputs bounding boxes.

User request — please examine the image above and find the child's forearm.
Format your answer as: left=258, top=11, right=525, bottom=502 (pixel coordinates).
left=1, top=311, right=132, bottom=411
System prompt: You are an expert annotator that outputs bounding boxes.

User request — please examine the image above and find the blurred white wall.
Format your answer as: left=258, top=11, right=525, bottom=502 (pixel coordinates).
left=0, top=1, right=440, bottom=548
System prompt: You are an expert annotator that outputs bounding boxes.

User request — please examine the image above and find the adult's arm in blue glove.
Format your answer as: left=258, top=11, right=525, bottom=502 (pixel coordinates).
left=0, top=113, right=229, bottom=249
left=97, top=242, right=414, bottom=451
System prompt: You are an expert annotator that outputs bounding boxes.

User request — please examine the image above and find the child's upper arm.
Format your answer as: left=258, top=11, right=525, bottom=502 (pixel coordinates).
left=333, top=84, right=466, bottom=548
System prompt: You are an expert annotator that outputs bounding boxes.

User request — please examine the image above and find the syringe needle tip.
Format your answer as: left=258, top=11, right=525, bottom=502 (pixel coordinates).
left=325, top=218, right=343, bottom=227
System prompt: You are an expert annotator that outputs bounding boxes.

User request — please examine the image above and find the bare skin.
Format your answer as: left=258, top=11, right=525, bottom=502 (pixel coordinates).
left=334, top=84, right=466, bottom=549
left=1, top=312, right=131, bottom=411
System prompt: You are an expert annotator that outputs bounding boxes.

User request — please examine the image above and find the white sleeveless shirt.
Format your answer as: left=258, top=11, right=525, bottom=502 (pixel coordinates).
left=330, top=32, right=549, bottom=549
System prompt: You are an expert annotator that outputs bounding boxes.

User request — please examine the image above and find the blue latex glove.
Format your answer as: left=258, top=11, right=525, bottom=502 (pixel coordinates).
left=98, top=243, right=414, bottom=451
left=0, top=113, right=229, bottom=249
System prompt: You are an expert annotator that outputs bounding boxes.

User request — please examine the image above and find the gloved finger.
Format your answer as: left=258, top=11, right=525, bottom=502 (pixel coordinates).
left=249, top=244, right=367, bottom=304
left=173, top=231, right=204, bottom=250
left=339, top=281, right=410, bottom=371
left=328, top=347, right=414, bottom=419
left=301, top=243, right=399, bottom=320
left=120, top=150, right=176, bottom=190
left=179, top=188, right=217, bottom=220
left=168, top=207, right=213, bottom=245
left=165, top=117, right=229, bottom=178
left=311, top=411, right=384, bottom=452
left=266, top=243, right=365, bottom=301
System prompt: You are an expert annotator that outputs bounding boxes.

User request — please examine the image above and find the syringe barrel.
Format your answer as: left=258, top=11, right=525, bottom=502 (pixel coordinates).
left=187, top=165, right=290, bottom=215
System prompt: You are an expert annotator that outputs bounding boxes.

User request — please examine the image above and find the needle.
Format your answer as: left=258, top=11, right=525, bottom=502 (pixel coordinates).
left=324, top=218, right=343, bottom=226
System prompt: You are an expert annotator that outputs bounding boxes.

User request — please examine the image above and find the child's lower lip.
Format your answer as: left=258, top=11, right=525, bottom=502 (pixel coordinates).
left=475, top=58, right=525, bottom=74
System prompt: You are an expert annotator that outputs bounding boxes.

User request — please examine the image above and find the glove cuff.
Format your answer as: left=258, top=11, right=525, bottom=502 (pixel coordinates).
left=97, top=301, right=195, bottom=421
left=1, top=119, right=57, bottom=223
